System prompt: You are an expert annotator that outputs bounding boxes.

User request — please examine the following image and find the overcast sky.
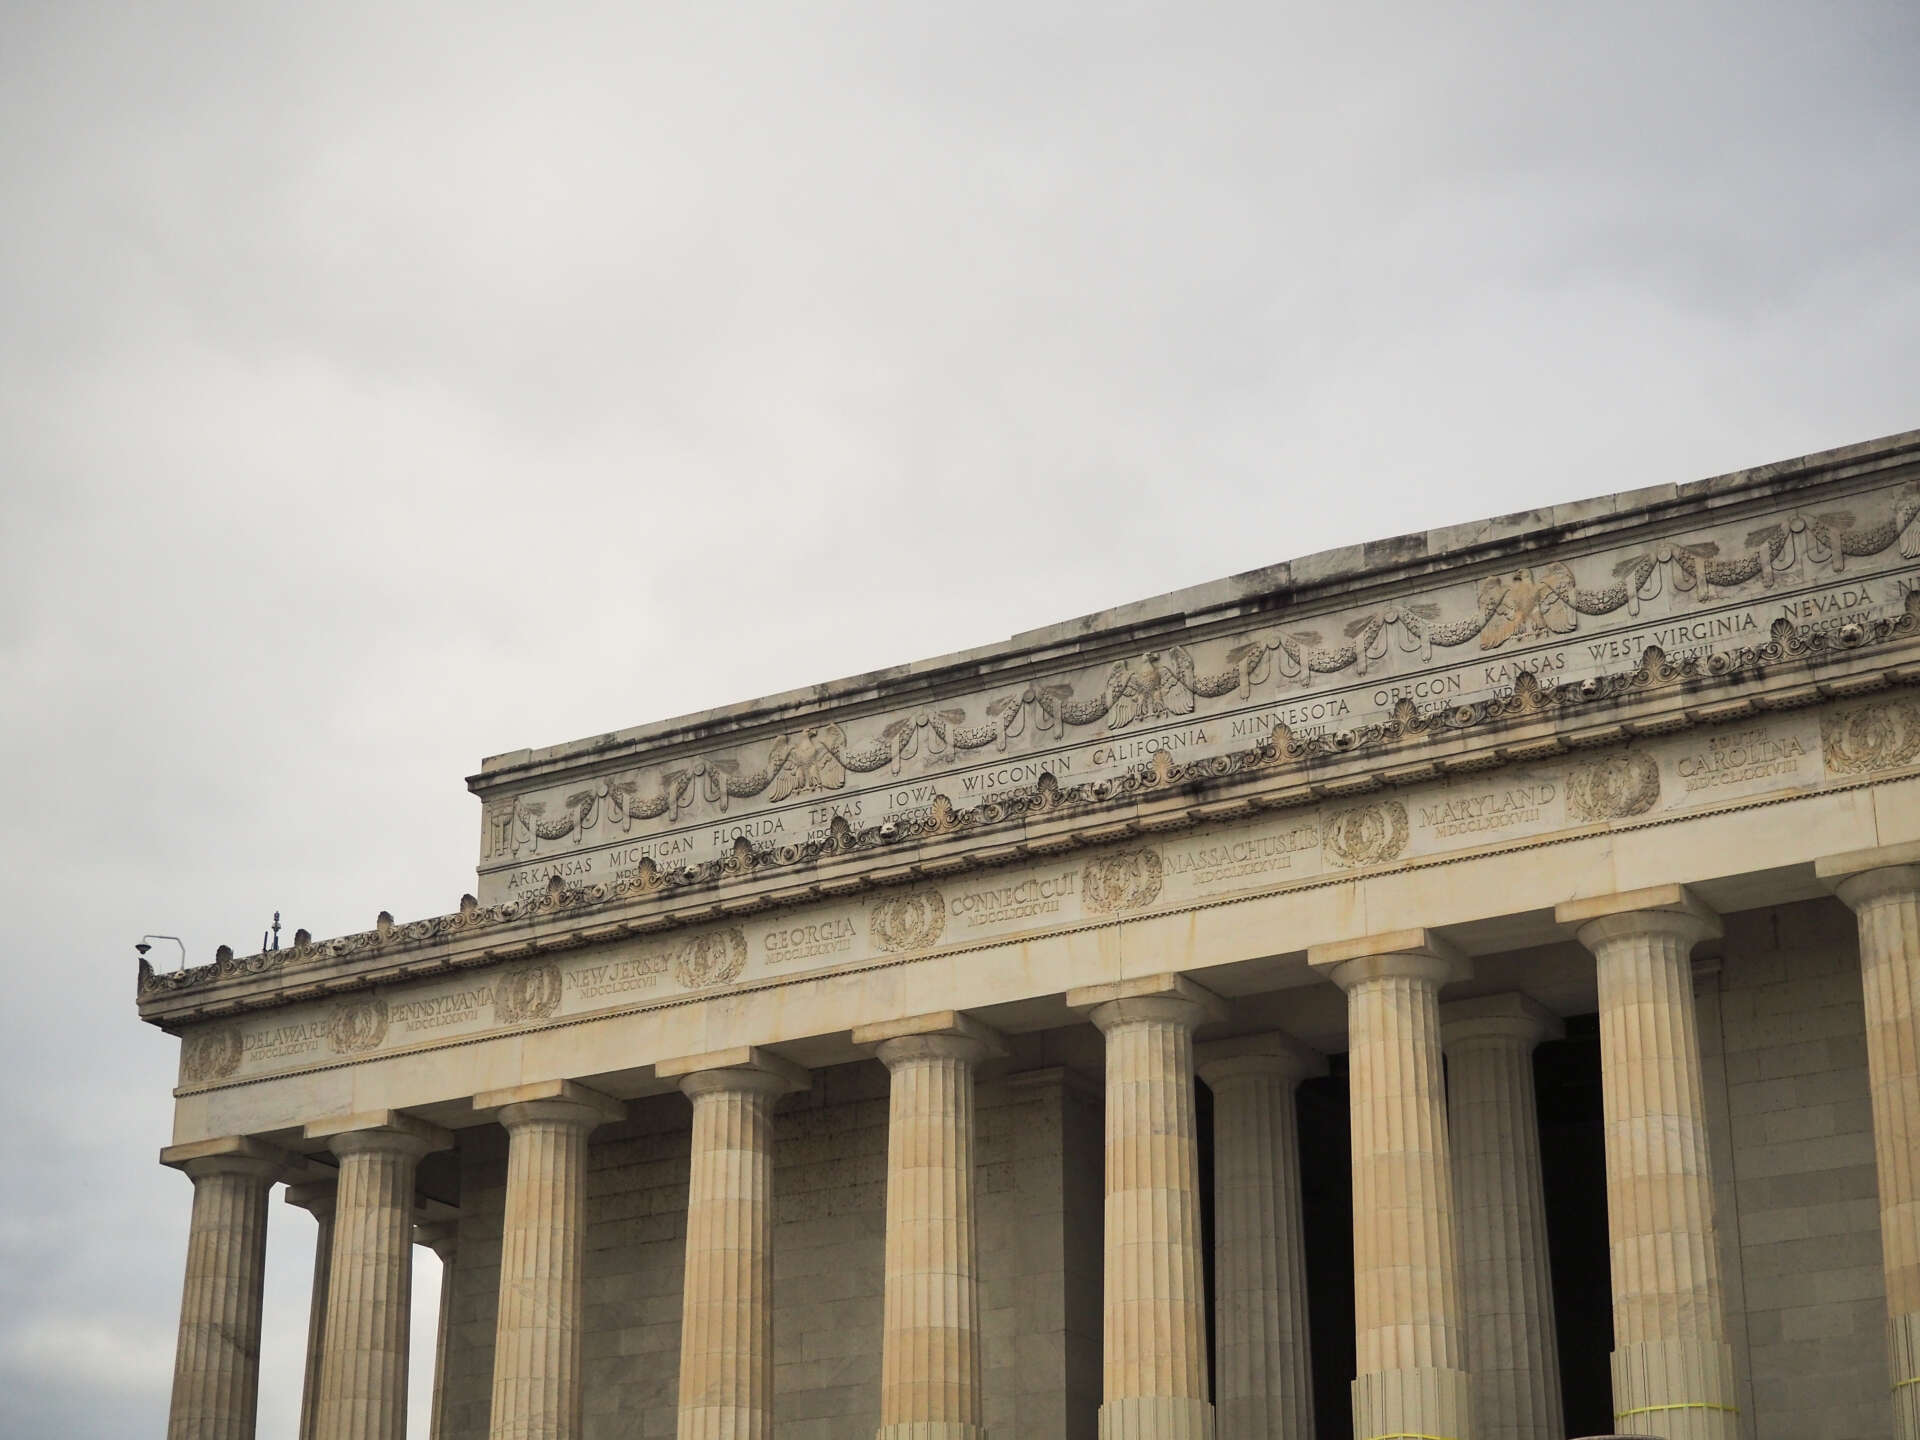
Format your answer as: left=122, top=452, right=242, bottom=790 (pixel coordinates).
left=2, top=3, right=1916, bottom=1435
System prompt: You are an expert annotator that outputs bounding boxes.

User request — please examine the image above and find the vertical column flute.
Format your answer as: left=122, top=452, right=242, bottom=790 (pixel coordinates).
left=1559, top=887, right=1736, bottom=1440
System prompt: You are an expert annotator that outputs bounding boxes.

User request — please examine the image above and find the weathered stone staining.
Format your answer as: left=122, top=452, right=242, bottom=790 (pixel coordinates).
left=852, top=1011, right=1006, bottom=1440
left=144, top=430, right=1920, bottom=1440
left=1071, top=975, right=1224, bottom=1440
left=657, top=1048, right=808, bottom=1440
left=1560, top=888, right=1737, bottom=1440
left=1195, top=1033, right=1323, bottom=1440
left=162, top=1137, right=285, bottom=1440
left=476, top=1080, right=624, bottom=1440
left=1440, top=994, right=1565, bottom=1440
left=1311, top=933, right=1475, bottom=1440
left=1821, top=844, right=1920, bottom=1440
left=305, top=1112, right=453, bottom=1440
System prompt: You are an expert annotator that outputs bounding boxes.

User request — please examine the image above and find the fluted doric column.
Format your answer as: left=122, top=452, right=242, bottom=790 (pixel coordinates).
left=476, top=1080, right=625, bottom=1440
left=413, top=1221, right=459, bottom=1440
left=851, top=1010, right=1007, bottom=1440
left=162, top=1136, right=286, bottom=1440
left=1309, top=929, right=1473, bottom=1440
left=1558, top=886, right=1735, bottom=1440
left=286, top=1181, right=338, bottom=1440
left=1068, top=973, right=1225, bottom=1440
left=1440, top=992, right=1565, bottom=1440
left=305, top=1110, right=453, bottom=1440
left=1820, top=845, right=1920, bottom=1440
left=658, top=1046, right=810, bottom=1440
left=1195, top=1032, right=1324, bottom=1440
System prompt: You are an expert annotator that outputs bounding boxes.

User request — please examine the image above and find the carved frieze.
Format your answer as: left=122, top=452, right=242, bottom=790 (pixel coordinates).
left=1566, top=752, right=1662, bottom=822
left=670, top=929, right=748, bottom=990
left=1823, top=698, right=1920, bottom=775
left=179, top=1026, right=242, bottom=1084
left=869, top=890, right=947, bottom=954
left=168, top=696, right=1920, bottom=1090
left=493, top=960, right=563, bottom=1025
left=1081, top=848, right=1166, bottom=915
left=1322, top=801, right=1411, bottom=869
left=472, top=477, right=1920, bottom=907
left=328, top=996, right=389, bottom=1055
left=140, top=475, right=1920, bottom=1012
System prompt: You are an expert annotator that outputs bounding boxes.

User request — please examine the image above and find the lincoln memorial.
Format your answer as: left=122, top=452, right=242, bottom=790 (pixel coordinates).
left=143, top=429, right=1920, bottom=1440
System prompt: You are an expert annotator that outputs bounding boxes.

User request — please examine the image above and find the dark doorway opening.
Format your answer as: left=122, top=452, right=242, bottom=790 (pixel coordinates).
left=1536, top=1012, right=1612, bottom=1436
left=1297, top=1064, right=1356, bottom=1440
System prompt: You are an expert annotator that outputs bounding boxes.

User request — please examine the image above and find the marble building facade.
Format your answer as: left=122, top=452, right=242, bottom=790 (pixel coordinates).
left=143, top=429, right=1920, bottom=1440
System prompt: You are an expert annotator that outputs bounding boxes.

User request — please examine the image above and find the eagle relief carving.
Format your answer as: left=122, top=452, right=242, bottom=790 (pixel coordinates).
left=1478, top=565, right=1578, bottom=649
left=1107, top=650, right=1198, bottom=729
left=766, top=725, right=848, bottom=800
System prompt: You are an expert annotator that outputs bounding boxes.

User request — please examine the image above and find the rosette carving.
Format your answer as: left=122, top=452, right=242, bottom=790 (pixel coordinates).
left=869, top=890, right=948, bottom=954
left=671, top=928, right=748, bottom=989
left=1322, top=800, right=1410, bottom=868
left=179, top=1026, right=243, bottom=1083
left=1081, top=847, right=1166, bottom=915
left=493, top=959, right=563, bottom=1024
left=1566, top=751, right=1662, bottom=822
left=1823, top=699, right=1920, bottom=775
left=327, top=995, right=389, bottom=1055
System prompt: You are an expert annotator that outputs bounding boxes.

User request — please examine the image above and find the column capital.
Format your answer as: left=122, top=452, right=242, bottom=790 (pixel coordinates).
left=1555, top=883, right=1721, bottom=949
left=1816, top=840, right=1920, bottom=908
left=1195, top=1030, right=1326, bottom=1088
left=474, top=1078, right=626, bottom=1131
left=304, top=1109, right=454, bottom=1160
left=413, top=1220, right=459, bottom=1264
left=853, top=1008, right=1008, bottom=1066
left=1067, top=971, right=1227, bottom=1032
left=1307, top=927, right=1469, bottom=991
left=657, top=1043, right=809, bottom=1098
left=1440, top=991, right=1565, bottom=1050
left=160, top=1134, right=289, bottom=1182
left=284, top=1180, right=336, bottom=1219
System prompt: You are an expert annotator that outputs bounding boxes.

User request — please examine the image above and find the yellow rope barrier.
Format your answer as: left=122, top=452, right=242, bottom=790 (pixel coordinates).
left=1362, top=1433, right=1460, bottom=1440
left=1892, top=1375, right=1920, bottom=1391
left=1614, top=1401, right=1740, bottom=1418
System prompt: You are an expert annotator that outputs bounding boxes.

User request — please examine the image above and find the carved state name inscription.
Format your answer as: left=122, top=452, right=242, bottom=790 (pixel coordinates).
left=473, top=481, right=1920, bottom=902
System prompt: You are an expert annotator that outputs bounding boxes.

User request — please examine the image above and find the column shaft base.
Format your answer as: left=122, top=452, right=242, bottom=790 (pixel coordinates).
left=1350, top=1366, right=1472, bottom=1440
left=1890, top=1312, right=1920, bottom=1440
left=1098, top=1396, right=1215, bottom=1439
left=1610, top=1339, right=1738, bottom=1440
left=875, top=1426, right=988, bottom=1440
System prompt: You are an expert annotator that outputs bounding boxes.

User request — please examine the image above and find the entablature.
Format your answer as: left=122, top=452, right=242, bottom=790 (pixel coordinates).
left=137, top=431, right=1920, bottom=1034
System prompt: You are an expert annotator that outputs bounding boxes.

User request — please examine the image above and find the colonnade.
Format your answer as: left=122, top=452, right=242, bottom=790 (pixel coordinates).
left=162, top=870, right=1920, bottom=1440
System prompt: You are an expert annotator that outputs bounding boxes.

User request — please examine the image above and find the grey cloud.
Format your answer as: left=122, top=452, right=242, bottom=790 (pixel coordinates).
left=2, top=4, right=1915, bottom=1435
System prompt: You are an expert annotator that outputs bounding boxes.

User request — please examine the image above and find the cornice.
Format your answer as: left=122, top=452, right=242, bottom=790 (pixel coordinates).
left=468, top=429, right=1920, bottom=793
left=137, top=596, right=1920, bottom=1027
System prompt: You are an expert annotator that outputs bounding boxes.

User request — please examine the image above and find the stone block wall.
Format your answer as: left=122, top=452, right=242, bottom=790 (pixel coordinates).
left=1710, top=897, right=1888, bottom=1440
left=435, top=1061, right=1102, bottom=1439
